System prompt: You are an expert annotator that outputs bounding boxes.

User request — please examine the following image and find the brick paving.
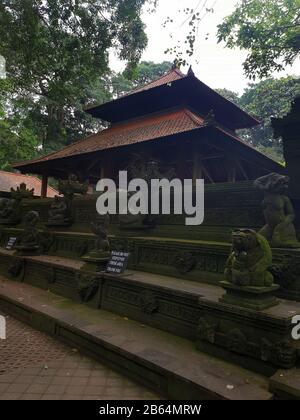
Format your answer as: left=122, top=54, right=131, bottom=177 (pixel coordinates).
left=0, top=312, right=160, bottom=400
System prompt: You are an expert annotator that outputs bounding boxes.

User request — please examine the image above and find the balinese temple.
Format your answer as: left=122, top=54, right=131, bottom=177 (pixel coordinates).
left=13, top=66, right=282, bottom=195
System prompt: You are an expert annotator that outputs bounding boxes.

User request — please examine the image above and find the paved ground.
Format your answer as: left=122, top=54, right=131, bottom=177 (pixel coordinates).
left=0, top=311, right=160, bottom=400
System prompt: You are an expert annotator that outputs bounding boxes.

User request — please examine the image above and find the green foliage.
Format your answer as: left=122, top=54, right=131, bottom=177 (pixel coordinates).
left=217, top=0, right=300, bottom=79
left=215, top=88, right=240, bottom=106
left=239, top=76, right=300, bottom=151
left=113, top=60, right=173, bottom=97
left=217, top=76, right=300, bottom=162
left=126, top=61, right=172, bottom=86
left=256, top=145, right=285, bottom=165
left=0, top=0, right=156, bottom=156
left=0, top=80, right=39, bottom=170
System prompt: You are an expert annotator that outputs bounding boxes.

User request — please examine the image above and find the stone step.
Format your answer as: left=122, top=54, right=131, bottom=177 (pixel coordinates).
left=0, top=275, right=272, bottom=400
left=270, top=368, right=300, bottom=400
left=2, top=229, right=300, bottom=303
left=0, top=251, right=299, bottom=376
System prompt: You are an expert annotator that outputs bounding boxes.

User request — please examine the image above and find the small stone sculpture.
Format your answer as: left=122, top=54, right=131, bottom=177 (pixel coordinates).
left=81, top=214, right=111, bottom=272
left=90, top=215, right=111, bottom=259
left=15, top=211, right=40, bottom=255
left=203, top=109, right=217, bottom=126
left=58, top=173, right=88, bottom=198
left=47, top=196, right=69, bottom=226
left=0, top=183, right=34, bottom=225
left=254, top=173, right=300, bottom=248
left=119, top=210, right=157, bottom=230
left=119, top=155, right=175, bottom=230
left=173, top=252, right=196, bottom=274
left=225, top=229, right=274, bottom=287
left=220, top=229, right=279, bottom=310
left=0, top=198, right=18, bottom=224
left=47, top=174, right=88, bottom=226
left=10, top=183, right=34, bottom=200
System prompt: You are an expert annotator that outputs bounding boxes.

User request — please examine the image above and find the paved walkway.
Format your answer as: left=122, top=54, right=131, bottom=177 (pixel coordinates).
left=0, top=311, right=160, bottom=400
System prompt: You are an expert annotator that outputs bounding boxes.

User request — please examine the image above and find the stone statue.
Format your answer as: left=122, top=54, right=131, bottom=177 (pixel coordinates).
left=90, top=215, right=111, bottom=258
left=48, top=196, right=69, bottom=225
left=0, top=183, right=34, bottom=225
left=0, top=198, right=18, bottom=223
left=15, top=211, right=40, bottom=254
left=254, top=173, right=300, bottom=248
left=119, top=155, right=175, bottom=230
left=10, top=183, right=34, bottom=200
left=47, top=174, right=88, bottom=226
left=58, top=173, right=88, bottom=198
left=225, top=229, right=274, bottom=287
left=81, top=215, right=111, bottom=271
left=119, top=209, right=157, bottom=230
left=203, top=109, right=217, bottom=126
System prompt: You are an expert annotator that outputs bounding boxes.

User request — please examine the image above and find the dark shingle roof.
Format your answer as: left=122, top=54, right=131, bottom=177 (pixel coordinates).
left=13, top=109, right=204, bottom=166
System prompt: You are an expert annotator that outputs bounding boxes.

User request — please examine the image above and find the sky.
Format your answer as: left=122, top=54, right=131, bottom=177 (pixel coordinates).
left=111, top=0, right=300, bottom=95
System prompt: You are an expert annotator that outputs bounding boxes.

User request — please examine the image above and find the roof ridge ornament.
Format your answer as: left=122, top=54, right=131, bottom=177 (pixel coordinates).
left=172, top=60, right=181, bottom=70
left=204, top=109, right=217, bottom=127
left=187, top=66, right=195, bottom=77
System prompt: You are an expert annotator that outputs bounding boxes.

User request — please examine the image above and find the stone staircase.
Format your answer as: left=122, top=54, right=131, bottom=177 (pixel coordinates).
left=0, top=181, right=300, bottom=399
left=0, top=274, right=272, bottom=400
left=0, top=249, right=299, bottom=399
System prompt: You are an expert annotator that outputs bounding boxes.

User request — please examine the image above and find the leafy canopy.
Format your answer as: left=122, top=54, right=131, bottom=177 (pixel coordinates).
left=217, top=76, right=300, bottom=162
left=113, top=60, right=172, bottom=96
left=0, top=80, right=39, bottom=170
left=0, top=0, right=157, bottom=155
left=217, top=0, right=300, bottom=79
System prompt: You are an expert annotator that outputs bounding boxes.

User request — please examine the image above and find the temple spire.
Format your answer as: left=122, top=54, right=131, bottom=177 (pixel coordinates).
left=187, top=65, right=195, bottom=77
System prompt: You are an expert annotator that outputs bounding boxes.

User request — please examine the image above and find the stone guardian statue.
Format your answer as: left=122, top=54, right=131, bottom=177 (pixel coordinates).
left=254, top=173, right=300, bottom=248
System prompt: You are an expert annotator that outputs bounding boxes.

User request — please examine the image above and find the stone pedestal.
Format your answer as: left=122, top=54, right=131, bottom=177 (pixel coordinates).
left=81, top=251, right=111, bottom=273
left=46, top=220, right=72, bottom=228
left=219, top=281, right=280, bottom=310
left=15, top=245, right=40, bottom=257
left=0, top=219, right=20, bottom=226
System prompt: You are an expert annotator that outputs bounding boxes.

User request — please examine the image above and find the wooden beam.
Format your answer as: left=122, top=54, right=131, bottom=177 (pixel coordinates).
left=87, top=156, right=102, bottom=172
left=200, top=161, right=214, bottom=183
left=193, top=153, right=200, bottom=185
left=236, top=159, right=249, bottom=180
left=41, top=174, right=48, bottom=198
left=177, top=145, right=186, bottom=179
left=226, top=160, right=236, bottom=182
left=100, top=164, right=105, bottom=180
left=201, top=154, right=224, bottom=160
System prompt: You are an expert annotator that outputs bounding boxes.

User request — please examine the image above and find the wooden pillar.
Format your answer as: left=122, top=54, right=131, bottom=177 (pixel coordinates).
left=227, top=159, right=236, bottom=183
left=100, top=164, right=105, bottom=180
left=41, top=174, right=48, bottom=198
left=177, top=145, right=186, bottom=180
left=103, top=156, right=113, bottom=179
left=193, top=154, right=203, bottom=184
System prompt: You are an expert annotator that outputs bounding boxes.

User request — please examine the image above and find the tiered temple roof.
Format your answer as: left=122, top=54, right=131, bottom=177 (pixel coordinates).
left=13, top=66, right=282, bottom=180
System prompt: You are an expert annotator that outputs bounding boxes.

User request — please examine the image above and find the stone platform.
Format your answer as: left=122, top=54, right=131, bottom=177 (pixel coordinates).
left=0, top=275, right=273, bottom=400
left=0, top=250, right=299, bottom=379
left=1, top=229, right=300, bottom=302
